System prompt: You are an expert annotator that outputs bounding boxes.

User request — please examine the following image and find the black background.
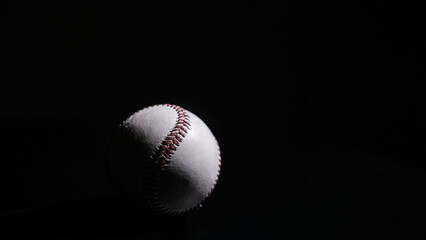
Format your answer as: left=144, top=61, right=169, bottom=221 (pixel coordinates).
left=1, top=1, right=425, bottom=239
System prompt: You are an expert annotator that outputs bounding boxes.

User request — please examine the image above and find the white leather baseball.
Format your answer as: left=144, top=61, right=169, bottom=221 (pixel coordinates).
left=107, top=104, right=221, bottom=214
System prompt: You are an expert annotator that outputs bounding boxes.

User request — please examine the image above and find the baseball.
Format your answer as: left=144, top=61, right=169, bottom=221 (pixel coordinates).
left=107, top=104, right=221, bottom=215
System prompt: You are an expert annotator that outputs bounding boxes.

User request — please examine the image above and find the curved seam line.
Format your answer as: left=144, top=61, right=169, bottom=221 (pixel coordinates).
left=146, top=104, right=221, bottom=215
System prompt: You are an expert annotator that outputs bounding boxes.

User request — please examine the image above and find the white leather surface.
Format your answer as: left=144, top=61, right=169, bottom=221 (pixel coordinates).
left=122, top=105, right=178, bottom=155
left=156, top=109, right=220, bottom=212
left=108, top=104, right=221, bottom=213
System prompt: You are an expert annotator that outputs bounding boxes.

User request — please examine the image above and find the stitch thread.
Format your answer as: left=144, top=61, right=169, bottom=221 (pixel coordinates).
left=201, top=139, right=221, bottom=205
left=136, top=104, right=221, bottom=215
left=151, top=104, right=191, bottom=169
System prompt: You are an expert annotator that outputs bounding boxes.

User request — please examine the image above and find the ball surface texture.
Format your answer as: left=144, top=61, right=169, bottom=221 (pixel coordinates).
left=107, top=104, right=221, bottom=214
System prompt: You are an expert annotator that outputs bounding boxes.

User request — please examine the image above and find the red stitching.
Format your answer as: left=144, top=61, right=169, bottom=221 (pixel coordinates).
left=140, top=103, right=221, bottom=215
left=152, top=104, right=191, bottom=169
left=201, top=139, right=221, bottom=204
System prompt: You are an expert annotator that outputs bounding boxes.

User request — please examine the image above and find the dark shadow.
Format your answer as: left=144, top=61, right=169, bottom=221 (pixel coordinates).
left=1, top=197, right=190, bottom=239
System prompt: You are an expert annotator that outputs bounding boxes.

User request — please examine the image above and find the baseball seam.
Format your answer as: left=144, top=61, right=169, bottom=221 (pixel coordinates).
left=142, top=104, right=221, bottom=215
left=144, top=104, right=192, bottom=214
left=199, top=139, right=221, bottom=207
left=151, top=104, right=191, bottom=170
